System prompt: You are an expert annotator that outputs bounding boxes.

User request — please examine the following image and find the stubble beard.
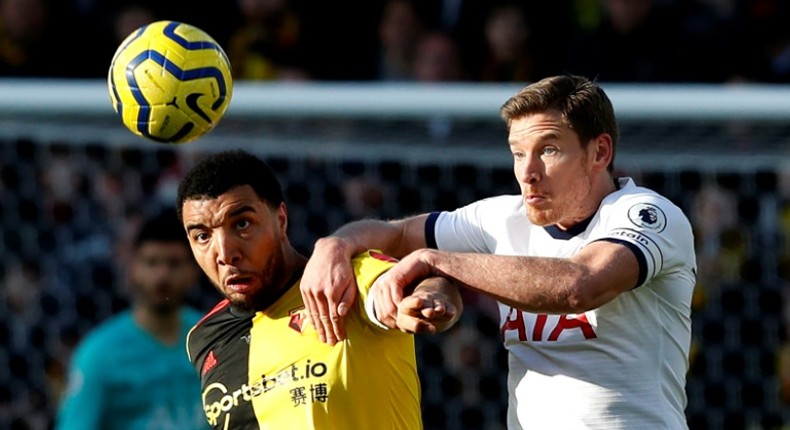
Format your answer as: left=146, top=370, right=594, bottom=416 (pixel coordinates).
left=526, top=205, right=557, bottom=226
left=219, top=246, right=288, bottom=312
left=524, top=163, right=593, bottom=228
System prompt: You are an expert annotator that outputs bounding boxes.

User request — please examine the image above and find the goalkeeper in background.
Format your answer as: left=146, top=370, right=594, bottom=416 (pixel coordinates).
left=56, top=209, right=207, bottom=430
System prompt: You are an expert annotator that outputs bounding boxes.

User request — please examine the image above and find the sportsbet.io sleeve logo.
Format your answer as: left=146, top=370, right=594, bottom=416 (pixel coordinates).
left=627, top=202, right=667, bottom=232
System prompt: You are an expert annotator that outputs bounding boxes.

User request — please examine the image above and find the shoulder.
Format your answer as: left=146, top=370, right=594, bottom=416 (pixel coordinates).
left=598, top=179, right=696, bottom=269
left=462, top=194, right=523, bottom=212
left=603, top=178, right=691, bottom=229
left=187, top=300, right=236, bottom=349
left=352, top=251, right=396, bottom=291
left=80, top=312, right=135, bottom=345
left=439, top=194, right=523, bottom=222
left=193, top=299, right=233, bottom=328
left=186, top=299, right=237, bottom=361
left=71, top=312, right=134, bottom=364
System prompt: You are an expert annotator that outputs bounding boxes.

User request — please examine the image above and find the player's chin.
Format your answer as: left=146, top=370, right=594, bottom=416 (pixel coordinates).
left=525, top=207, right=555, bottom=226
left=227, top=294, right=255, bottom=311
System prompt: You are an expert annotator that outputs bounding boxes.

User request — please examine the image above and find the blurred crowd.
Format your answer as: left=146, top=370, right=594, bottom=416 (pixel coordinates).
left=2, top=0, right=790, bottom=83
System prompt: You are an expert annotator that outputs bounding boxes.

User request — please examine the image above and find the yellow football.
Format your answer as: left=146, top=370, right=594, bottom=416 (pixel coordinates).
left=107, top=21, right=233, bottom=144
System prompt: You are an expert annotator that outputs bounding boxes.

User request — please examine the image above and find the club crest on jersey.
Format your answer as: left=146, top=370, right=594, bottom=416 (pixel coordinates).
left=289, top=308, right=306, bottom=333
left=627, top=203, right=666, bottom=232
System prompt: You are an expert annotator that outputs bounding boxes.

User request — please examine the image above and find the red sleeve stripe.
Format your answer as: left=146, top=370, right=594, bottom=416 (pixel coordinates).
left=195, top=299, right=231, bottom=327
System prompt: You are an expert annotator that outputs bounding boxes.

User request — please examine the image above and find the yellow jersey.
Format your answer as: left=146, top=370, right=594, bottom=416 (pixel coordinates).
left=187, top=251, right=421, bottom=430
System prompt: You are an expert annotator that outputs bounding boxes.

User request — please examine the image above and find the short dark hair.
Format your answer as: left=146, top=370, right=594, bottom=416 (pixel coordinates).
left=499, top=74, right=619, bottom=172
left=176, top=150, right=285, bottom=220
left=134, top=208, right=188, bottom=249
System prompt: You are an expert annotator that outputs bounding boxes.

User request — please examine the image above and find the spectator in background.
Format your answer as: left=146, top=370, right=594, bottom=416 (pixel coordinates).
left=0, top=0, right=58, bottom=76
left=690, top=182, right=743, bottom=289
left=56, top=210, right=207, bottom=430
left=342, top=175, right=389, bottom=220
left=112, top=4, right=157, bottom=44
left=226, top=0, right=311, bottom=80
left=563, top=0, right=686, bottom=82
left=731, top=0, right=790, bottom=83
left=0, top=259, right=51, bottom=430
left=411, top=30, right=468, bottom=139
left=375, top=0, right=425, bottom=81
left=675, top=0, right=740, bottom=82
left=476, top=3, right=535, bottom=83
left=413, top=0, right=486, bottom=38
left=410, top=0, right=487, bottom=74
left=412, top=31, right=467, bottom=82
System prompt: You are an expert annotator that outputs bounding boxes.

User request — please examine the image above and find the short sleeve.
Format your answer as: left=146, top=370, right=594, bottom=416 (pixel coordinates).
left=351, top=250, right=396, bottom=330
left=595, top=194, right=696, bottom=288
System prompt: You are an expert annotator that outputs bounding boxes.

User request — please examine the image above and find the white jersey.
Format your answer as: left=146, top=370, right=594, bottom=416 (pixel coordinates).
left=428, top=177, right=695, bottom=430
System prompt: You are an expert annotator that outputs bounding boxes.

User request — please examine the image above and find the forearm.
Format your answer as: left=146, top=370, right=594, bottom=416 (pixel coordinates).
left=424, top=250, right=588, bottom=314
left=318, top=216, right=428, bottom=260
left=302, top=214, right=429, bottom=344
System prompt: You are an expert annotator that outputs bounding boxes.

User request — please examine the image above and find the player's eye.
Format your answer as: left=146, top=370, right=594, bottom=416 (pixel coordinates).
left=541, top=146, right=558, bottom=156
left=236, top=219, right=251, bottom=230
left=193, top=232, right=209, bottom=243
left=512, top=151, right=525, bottom=161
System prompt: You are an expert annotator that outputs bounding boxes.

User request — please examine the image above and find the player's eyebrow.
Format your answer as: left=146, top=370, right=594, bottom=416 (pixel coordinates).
left=185, top=221, right=208, bottom=234
left=508, top=129, right=562, bottom=146
left=184, top=205, right=257, bottom=233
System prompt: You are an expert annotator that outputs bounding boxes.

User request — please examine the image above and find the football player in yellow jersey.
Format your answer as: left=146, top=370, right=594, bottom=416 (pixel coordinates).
left=176, top=149, right=462, bottom=429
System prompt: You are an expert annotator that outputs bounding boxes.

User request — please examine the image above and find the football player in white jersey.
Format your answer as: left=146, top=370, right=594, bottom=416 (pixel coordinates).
left=300, top=74, right=697, bottom=429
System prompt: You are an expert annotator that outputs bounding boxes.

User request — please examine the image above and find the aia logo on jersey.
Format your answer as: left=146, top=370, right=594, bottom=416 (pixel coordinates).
left=627, top=203, right=667, bottom=232
left=289, top=308, right=306, bottom=333
left=501, top=307, right=598, bottom=342
left=369, top=250, right=398, bottom=263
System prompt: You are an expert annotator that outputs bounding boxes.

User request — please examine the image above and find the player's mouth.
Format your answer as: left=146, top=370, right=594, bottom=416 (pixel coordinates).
left=525, top=193, right=548, bottom=206
left=225, top=274, right=256, bottom=294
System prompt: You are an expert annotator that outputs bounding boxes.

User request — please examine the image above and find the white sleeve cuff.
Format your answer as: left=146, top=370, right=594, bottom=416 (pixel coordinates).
left=364, top=288, right=390, bottom=331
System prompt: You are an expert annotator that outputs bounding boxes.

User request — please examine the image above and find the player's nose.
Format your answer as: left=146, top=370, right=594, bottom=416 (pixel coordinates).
left=516, top=155, right=541, bottom=184
left=214, top=230, right=242, bottom=266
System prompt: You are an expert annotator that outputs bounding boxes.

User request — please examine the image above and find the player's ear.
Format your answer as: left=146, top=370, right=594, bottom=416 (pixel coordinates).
left=276, top=202, right=288, bottom=235
left=590, top=133, right=613, bottom=170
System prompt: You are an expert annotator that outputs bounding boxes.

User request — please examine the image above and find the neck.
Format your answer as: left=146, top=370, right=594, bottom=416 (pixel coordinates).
left=133, top=306, right=182, bottom=346
left=253, top=248, right=308, bottom=311
left=557, top=174, right=618, bottom=231
left=282, top=250, right=308, bottom=293
left=284, top=246, right=308, bottom=281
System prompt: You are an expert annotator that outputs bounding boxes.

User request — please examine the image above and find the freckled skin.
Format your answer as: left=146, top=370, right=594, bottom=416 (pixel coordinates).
left=509, top=111, right=603, bottom=229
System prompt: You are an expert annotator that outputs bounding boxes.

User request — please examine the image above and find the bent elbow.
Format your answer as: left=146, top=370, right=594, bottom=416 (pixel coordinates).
left=563, top=280, right=599, bottom=313
left=564, top=292, right=589, bottom=313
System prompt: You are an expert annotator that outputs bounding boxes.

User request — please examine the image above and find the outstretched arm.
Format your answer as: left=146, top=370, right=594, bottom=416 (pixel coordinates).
left=373, top=241, right=640, bottom=318
left=301, top=215, right=429, bottom=344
